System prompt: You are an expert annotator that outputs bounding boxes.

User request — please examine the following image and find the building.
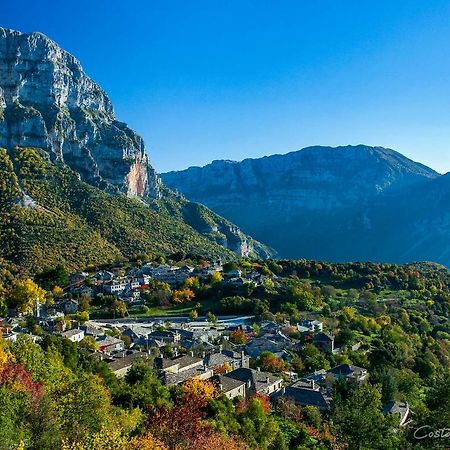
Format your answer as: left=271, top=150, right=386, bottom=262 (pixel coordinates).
left=271, top=380, right=331, bottom=412
left=156, top=354, right=213, bottom=385
left=210, top=374, right=246, bottom=400
left=299, top=319, right=323, bottom=333
left=148, top=329, right=181, bottom=345
left=96, top=335, right=125, bottom=353
left=326, top=364, right=368, bottom=383
left=383, top=401, right=411, bottom=427
left=245, top=333, right=292, bottom=359
left=224, top=367, right=283, bottom=397
left=70, top=272, right=89, bottom=288
left=142, top=264, right=194, bottom=287
left=95, top=270, right=114, bottom=284
left=312, top=332, right=334, bottom=353
left=107, top=351, right=151, bottom=378
left=204, top=349, right=250, bottom=371
left=122, top=325, right=155, bottom=346
left=60, top=329, right=85, bottom=343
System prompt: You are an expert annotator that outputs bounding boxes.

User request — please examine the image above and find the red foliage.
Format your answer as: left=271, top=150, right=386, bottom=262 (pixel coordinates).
left=254, top=393, right=271, bottom=413
left=0, top=363, right=44, bottom=404
left=146, top=389, right=213, bottom=449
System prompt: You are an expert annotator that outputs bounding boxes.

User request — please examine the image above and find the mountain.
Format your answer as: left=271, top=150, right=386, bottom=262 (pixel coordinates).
left=162, top=145, right=450, bottom=266
left=0, top=28, right=272, bottom=272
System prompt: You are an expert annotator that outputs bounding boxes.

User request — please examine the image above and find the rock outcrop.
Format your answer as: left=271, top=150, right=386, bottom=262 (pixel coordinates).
left=0, top=28, right=160, bottom=197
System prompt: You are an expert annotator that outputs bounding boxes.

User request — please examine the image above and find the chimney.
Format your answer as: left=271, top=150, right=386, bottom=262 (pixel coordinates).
left=246, top=379, right=251, bottom=389
left=256, top=367, right=260, bottom=372
left=241, top=350, right=246, bottom=367
left=219, top=344, right=223, bottom=353
left=218, top=383, right=223, bottom=391
left=310, top=380, right=315, bottom=390
left=190, top=351, right=194, bottom=357
left=202, top=351, right=206, bottom=358
left=266, top=376, right=270, bottom=383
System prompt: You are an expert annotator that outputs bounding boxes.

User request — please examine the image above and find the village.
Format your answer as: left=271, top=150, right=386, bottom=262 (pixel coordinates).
left=0, top=260, right=410, bottom=425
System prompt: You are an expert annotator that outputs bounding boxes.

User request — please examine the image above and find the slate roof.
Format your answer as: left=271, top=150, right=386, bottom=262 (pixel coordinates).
left=383, top=401, right=410, bottom=426
left=159, top=355, right=203, bottom=371
left=108, top=352, right=150, bottom=372
left=225, top=368, right=282, bottom=394
left=161, top=365, right=212, bottom=385
left=210, top=374, right=245, bottom=394
left=313, top=332, right=334, bottom=342
left=327, top=364, right=367, bottom=378
left=273, top=385, right=331, bottom=411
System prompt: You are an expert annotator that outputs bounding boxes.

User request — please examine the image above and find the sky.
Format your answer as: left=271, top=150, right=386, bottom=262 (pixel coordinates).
left=3, top=1, right=450, bottom=174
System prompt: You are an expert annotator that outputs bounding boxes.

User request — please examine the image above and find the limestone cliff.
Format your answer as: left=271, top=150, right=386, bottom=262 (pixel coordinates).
left=0, top=28, right=160, bottom=197
left=0, top=28, right=272, bottom=259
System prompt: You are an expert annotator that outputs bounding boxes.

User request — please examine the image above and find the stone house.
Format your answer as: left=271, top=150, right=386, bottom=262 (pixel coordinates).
left=225, top=367, right=283, bottom=397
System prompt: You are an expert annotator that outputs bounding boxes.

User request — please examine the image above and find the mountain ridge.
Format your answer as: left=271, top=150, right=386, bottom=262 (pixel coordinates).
left=162, top=145, right=450, bottom=266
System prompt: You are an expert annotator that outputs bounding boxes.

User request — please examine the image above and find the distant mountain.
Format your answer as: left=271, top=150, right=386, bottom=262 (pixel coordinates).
left=162, top=145, right=450, bottom=266
left=0, top=28, right=272, bottom=271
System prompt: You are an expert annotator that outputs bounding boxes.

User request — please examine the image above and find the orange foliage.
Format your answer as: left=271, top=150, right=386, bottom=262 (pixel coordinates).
left=129, top=433, right=168, bottom=450
left=182, top=378, right=217, bottom=404
left=229, top=329, right=248, bottom=345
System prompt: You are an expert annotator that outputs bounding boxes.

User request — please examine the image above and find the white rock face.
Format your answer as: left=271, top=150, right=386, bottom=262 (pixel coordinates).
left=0, top=28, right=160, bottom=198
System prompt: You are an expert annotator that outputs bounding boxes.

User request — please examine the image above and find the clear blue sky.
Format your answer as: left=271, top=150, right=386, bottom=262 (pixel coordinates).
left=3, top=1, right=450, bottom=173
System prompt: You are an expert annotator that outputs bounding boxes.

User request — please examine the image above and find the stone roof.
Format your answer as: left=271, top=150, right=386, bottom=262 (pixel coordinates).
left=313, top=332, right=334, bottom=342
left=161, top=365, right=212, bottom=386
left=273, top=385, right=331, bottom=411
left=327, top=364, right=366, bottom=378
left=60, top=329, right=83, bottom=338
left=159, top=355, right=203, bottom=371
left=383, top=401, right=410, bottom=426
left=210, top=374, right=245, bottom=394
left=108, top=352, right=150, bottom=372
left=225, top=368, right=282, bottom=394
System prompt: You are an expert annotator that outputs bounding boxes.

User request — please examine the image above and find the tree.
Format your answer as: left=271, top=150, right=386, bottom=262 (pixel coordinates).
left=183, top=378, right=217, bottom=406
left=110, top=300, right=127, bottom=318
left=54, top=373, right=112, bottom=444
left=229, top=329, right=248, bottom=345
left=172, top=288, right=195, bottom=304
left=7, top=279, right=46, bottom=315
left=80, top=336, right=99, bottom=351
left=189, top=309, right=199, bottom=320
left=211, top=272, right=223, bottom=285
left=257, top=351, right=286, bottom=373
left=207, top=312, right=217, bottom=323
left=332, top=384, right=400, bottom=450
left=78, top=295, right=91, bottom=312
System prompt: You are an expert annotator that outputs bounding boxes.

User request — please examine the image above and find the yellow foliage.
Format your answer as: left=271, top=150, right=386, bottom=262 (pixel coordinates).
left=0, top=336, right=15, bottom=367
left=182, top=378, right=217, bottom=402
left=211, top=272, right=223, bottom=284
left=129, top=433, right=168, bottom=450
left=7, top=278, right=46, bottom=314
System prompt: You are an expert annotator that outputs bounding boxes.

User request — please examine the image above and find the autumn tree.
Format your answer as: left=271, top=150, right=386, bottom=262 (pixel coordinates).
left=6, top=279, right=46, bottom=315
left=256, top=351, right=287, bottom=373
left=229, top=328, right=248, bottom=345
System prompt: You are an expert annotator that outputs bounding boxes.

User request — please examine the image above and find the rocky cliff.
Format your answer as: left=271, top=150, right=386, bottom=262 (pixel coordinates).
left=0, top=28, right=160, bottom=197
left=162, top=145, right=450, bottom=266
left=0, top=28, right=271, bottom=260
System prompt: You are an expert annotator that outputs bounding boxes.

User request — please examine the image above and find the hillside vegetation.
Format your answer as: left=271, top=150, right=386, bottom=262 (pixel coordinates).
left=0, top=147, right=238, bottom=273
